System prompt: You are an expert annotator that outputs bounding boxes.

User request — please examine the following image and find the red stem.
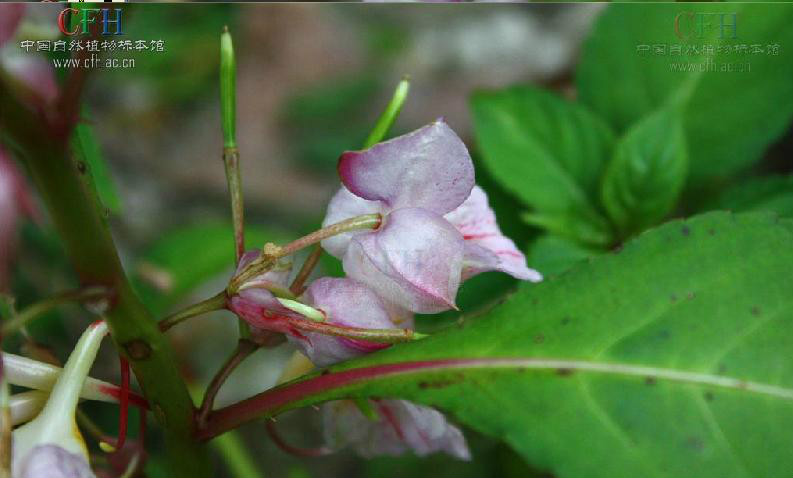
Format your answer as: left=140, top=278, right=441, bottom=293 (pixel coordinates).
left=114, top=356, right=130, bottom=450
left=199, top=359, right=468, bottom=440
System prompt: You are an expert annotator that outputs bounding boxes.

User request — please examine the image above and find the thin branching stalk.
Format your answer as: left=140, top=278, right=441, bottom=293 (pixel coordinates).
left=1, top=287, right=109, bottom=337
left=289, top=245, right=323, bottom=295
left=196, top=339, right=258, bottom=428
left=158, top=292, right=228, bottom=332
left=228, top=214, right=381, bottom=293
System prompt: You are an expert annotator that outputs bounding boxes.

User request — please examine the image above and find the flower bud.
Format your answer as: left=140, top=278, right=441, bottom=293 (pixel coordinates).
left=11, top=321, right=108, bottom=478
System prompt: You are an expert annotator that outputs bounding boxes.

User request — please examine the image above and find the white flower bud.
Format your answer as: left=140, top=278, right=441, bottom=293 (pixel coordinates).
left=11, top=321, right=108, bottom=478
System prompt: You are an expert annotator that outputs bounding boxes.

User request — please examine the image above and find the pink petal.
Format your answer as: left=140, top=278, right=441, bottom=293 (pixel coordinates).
left=343, top=208, right=464, bottom=314
left=323, top=399, right=470, bottom=460
left=320, top=186, right=383, bottom=259
left=338, top=120, right=475, bottom=216
left=0, top=4, right=25, bottom=48
left=445, top=186, right=542, bottom=282
left=2, top=53, right=59, bottom=105
left=287, top=277, right=394, bottom=367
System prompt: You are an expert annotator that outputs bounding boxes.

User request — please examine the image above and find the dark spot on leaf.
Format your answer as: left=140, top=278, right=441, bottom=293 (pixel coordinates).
left=556, top=368, right=574, bottom=376
left=612, top=244, right=623, bottom=254
left=708, top=229, right=715, bottom=236
left=686, top=436, right=704, bottom=451
left=704, top=391, right=715, bottom=401
left=533, top=333, right=545, bottom=344
left=76, top=161, right=87, bottom=174
left=645, top=376, right=657, bottom=386
left=531, top=298, right=539, bottom=306
left=717, top=363, right=727, bottom=374
left=561, top=317, right=571, bottom=326
left=686, top=291, right=695, bottom=300
left=681, top=225, right=690, bottom=236
left=418, top=378, right=461, bottom=390
left=670, top=294, right=678, bottom=303
left=751, top=306, right=761, bottom=316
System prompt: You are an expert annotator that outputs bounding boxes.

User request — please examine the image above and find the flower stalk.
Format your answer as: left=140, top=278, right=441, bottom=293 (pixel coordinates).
left=220, top=26, right=245, bottom=263
left=196, top=339, right=258, bottom=428
left=158, top=291, right=228, bottom=332
left=228, top=214, right=381, bottom=294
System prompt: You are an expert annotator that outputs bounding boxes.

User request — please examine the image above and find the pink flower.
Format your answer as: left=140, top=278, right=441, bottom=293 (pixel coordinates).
left=321, top=120, right=539, bottom=313
left=227, top=250, right=303, bottom=335
left=286, top=277, right=395, bottom=366
left=323, top=399, right=470, bottom=460
left=0, top=147, right=36, bottom=291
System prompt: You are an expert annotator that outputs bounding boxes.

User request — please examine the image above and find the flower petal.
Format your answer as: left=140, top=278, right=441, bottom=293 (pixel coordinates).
left=16, top=445, right=96, bottom=478
left=320, top=186, right=383, bottom=259
left=323, top=399, right=470, bottom=460
left=287, top=277, right=394, bottom=366
left=343, top=208, right=464, bottom=314
left=338, top=120, right=475, bottom=215
left=445, top=186, right=542, bottom=281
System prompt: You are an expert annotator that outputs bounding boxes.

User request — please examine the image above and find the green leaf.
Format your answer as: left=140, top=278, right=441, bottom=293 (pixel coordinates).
left=527, top=234, right=594, bottom=278
left=601, top=107, right=688, bottom=237
left=471, top=86, right=615, bottom=247
left=72, top=115, right=122, bottom=214
left=133, top=222, right=289, bottom=315
left=227, top=212, right=793, bottom=478
left=710, top=175, right=793, bottom=218
left=578, top=4, right=793, bottom=188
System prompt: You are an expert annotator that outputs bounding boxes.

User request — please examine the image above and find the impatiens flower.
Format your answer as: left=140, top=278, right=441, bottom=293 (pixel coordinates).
left=286, top=277, right=395, bottom=366
left=321, top=120, right=474, bottom=314
left=12, top=321, right=108, bottom=478
left=445, top=186, right=542, bottom=282
left=321, top=119, right=539, bottom=313
left=0, top=147, right=37, bottom=291
left=323, top=399, right=470, bottom=460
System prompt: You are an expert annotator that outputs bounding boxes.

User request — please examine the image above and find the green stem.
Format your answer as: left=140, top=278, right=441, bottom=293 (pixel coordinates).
left=159, top=292, right=228, bottom=332
left=220, top=27, right=250, bottom=341
left=1, top=288, right=109, bottom=337
left=363, top=76, right=410, bottom=148
left=0, top=79, right=211, bottom=476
